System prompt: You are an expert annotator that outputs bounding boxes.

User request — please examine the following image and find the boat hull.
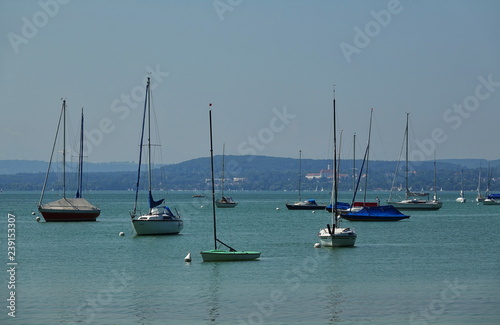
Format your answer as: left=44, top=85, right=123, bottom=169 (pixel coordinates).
left=38, top=198, right=100, bottom=222
left=39, top=209, right=100, bottom=222
left=387, top=200, right=442, bottom=210
left=216, top=202, right=238, bottom=208
left=131, top=209, right=183, bottom=235
left=132, top=219, right=183, bottom=235
left=341, top=215, right=409, bottom=221
left=483, top=199, right=500, bottom=205
left=200, top=249, right=261, bottom=262
left=340, top=205, right=410, bottom=221
left=318, top=228, right=357, bottom=247
left=286, top=203, right=326, bottom=210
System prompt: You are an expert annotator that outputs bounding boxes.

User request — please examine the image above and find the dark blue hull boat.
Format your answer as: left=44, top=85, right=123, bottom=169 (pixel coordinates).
left=341, top=205, right=410, bottom=221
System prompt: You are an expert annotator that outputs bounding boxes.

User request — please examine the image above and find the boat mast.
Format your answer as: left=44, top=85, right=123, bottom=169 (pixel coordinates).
left=298, top=149, right=302, bottom=201
left=209, top=108, right=218, bottom=250
left=147, top=77, right=152, bottom=198
left=477, top=163, right=482, bottom=198
left=221, top=143, right=225, bottom=198
left=363, top=108, right=373, bottom=204
left=338, top=130, right=343, bottom=186
left=332, top=87, right=338, bottom=228
left=486, top=163, right=491, bottom=196
left=433, top=151, right=438, bottom=201
left=132, top=78, right=150, bottom=216
left=62, top=99, right=66, bottom=199
left=76, top=108, right=84, bottom=198
left=459, top=167, right=464, bottom=197
left=404, top=112, right=409, bottom=200
left=353, top=133, right=356, bottom=192
left=39, top=99, right=65, bottom=206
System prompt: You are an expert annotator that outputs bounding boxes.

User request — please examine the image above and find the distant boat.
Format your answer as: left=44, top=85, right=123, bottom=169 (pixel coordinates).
left=287, top=199, right=326, bottom=210
left=387, top=113, right=442, bottom=210
left=192, top=195, right=205, bottom=198
left=480, top=165, right=499, bottom=205
left=216, top=143, right=238, bottom=208
left=456, top=168, right=466, bottom=203
left=326, top=201, right=352, bottom=213
left=476, top=165, right=485, bottom=202
left=341, top=205, right=410, bottom=222
left=483, top=196, right=500, bottom=205
left=130, top=77, right=183, bottom=235
left=483, top=193, right=500, bottom=205
left=38, top=101, right=100, bottom=222
left=200, top=108, right=261, bottom=261
left=286, top=150, right=326, bottom=210
left=317, top=88, right=357, bottom=247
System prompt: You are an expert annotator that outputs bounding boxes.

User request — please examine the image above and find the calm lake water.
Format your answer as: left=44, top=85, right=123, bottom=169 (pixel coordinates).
left=1, top=190, right=499, bottom=325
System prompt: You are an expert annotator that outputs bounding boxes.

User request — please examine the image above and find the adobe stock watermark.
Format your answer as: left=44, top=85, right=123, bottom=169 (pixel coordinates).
left=213, top=0, right=243, bottom=21
left=7, top=0, right=71, bottom=54
left=69, top=268, right=133, bottom=324
left=6, top=214, right=17, bottom=318
left=408, top=73, right=500, bottom=163
left=408, top=278, right=468, bottom=325
left=340, top=0, right=404, bottom=64
left=67, top=65, right=169, bottom=159
left=236, top=106, right=297, bottom=156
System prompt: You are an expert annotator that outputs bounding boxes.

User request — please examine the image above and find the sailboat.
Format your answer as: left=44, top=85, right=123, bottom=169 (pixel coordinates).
left=387, top=113, right=442, bottom=210
left=456, top=168, right=466, bottom=203
left=318, top=88, right=357, bottom=247
left=483, top=166, right=500, bottom=205
left=341, top=108, right=409, bottom=222
left=215, top=144, right=238, bottom=208
left=130, top=77, right=183, bottom=235
left=38, top=101, right=100, bottom=222
left=286, top=150, right=327, bottom=210
left=476, top=164, right=485, bottom=202
left=200, top=109, right=261, bottom=261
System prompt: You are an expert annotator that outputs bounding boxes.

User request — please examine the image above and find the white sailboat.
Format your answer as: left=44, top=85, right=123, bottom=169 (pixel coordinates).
left=318, top=88, right=357, bottom=247
left=201, top=108, right=261, bottom=261
left=38, top=101, right=100, bottom=222
left=456, top=168, right=466, bottom=203
left=476, top=164, right=485, bottom=202
left=130, top=77, right=183, bottom=235
left=387, top=113, right=442, bottom=210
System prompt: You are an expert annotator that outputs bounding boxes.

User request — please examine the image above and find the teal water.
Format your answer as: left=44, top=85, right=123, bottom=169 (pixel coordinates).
left=1, top=191, right=499, bottom=325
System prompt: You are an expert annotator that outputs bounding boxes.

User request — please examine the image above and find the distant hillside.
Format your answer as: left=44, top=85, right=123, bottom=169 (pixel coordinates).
left=1, top=156, right=500, bottom=192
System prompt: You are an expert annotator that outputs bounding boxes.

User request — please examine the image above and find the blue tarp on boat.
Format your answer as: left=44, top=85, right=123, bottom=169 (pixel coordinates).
left=342, top=205, right=410, bottom=221
left=326, top=202, right=351, bottom=211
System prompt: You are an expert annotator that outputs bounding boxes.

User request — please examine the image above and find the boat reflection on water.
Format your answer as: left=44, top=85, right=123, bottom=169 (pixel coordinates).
left=205, top=263, right=221, bottom=323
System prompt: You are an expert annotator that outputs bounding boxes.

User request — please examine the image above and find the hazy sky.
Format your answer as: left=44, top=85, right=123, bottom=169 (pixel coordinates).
left=1, top=0, right=499, bottom=164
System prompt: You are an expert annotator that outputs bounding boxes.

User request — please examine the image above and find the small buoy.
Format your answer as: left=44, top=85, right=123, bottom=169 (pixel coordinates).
left=276, top=207, right=280, bottom=211
left=31, top=212, right=36, bottom=215
left=119, top=232, right=125, bottom=236
left=314, top=243, right=321, bottom=248
left=184, top=252, right=192, bottom=262
left=35, top=216, right=40, bottom=222
left=312, top=210, right=315, bottom=213
left=200, top=205, right=204, bottom=208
